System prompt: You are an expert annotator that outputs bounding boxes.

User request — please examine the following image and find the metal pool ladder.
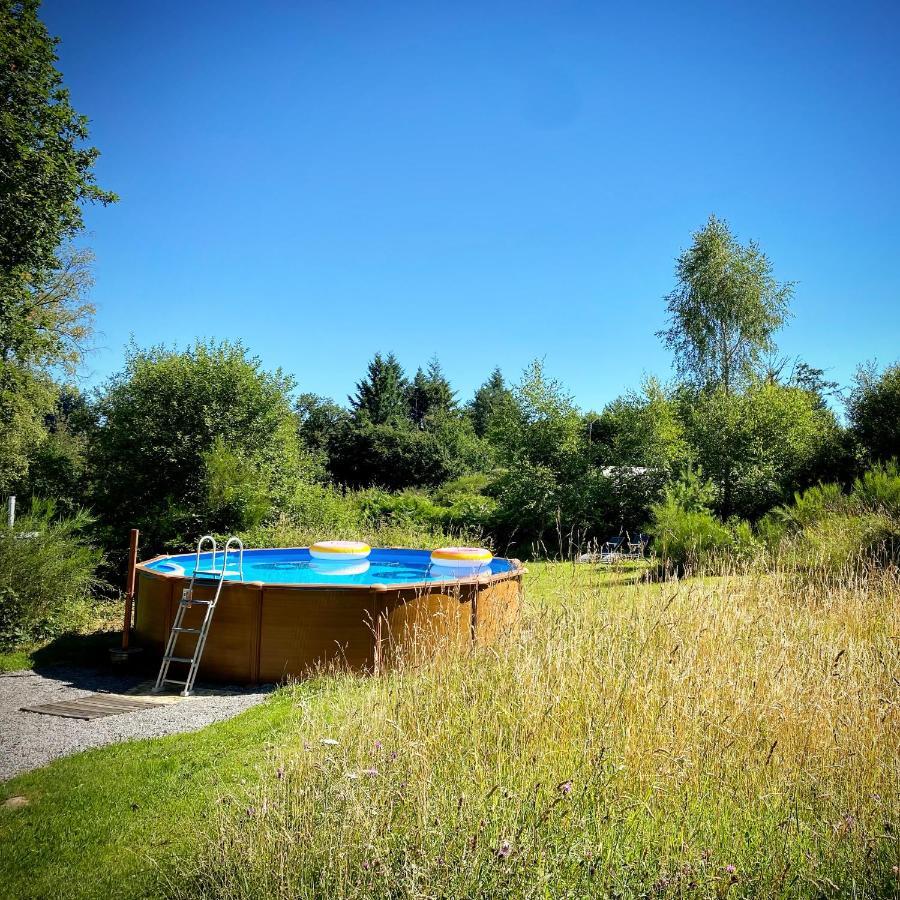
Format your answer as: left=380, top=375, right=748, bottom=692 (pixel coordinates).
left=152, top=535, right=244, bottom=697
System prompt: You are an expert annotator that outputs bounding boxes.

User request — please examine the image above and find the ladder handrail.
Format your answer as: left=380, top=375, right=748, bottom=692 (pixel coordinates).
left=195, top=534, right=217, bottom=575
left=222, top=536, right=244, bottom=581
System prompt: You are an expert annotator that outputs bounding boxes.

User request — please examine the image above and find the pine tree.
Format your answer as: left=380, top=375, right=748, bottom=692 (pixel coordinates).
left=470, top=367, right=514, bottom=437
left=350, top=353, right=410, bottom=425
left=408, top=356, right=456, bottom=426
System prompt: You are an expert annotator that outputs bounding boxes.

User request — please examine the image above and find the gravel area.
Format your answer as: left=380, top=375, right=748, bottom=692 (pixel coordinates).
left=0, top=666, right=274, bottom=781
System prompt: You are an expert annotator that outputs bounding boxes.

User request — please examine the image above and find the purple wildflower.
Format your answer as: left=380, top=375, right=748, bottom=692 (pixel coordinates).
left=559, top=780, right=573, bottom=796
left=724, top=864, right=737, bottom=876
left=497, top=840, right=512, bottom=860
left=374, top=740, right=383, bottom=751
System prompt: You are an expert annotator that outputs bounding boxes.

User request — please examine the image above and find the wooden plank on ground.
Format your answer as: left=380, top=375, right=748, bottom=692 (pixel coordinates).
left=20, top=692, right=177, bottom=720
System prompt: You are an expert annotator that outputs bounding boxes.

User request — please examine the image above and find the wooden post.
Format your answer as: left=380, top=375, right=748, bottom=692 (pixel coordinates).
left=121, top=528, right=139, bottom=650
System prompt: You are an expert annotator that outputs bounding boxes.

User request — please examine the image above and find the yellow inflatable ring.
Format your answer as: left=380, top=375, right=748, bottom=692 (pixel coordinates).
left=309, top=540, right=371, bottom=561
left=430, top=546, right=493, bottom=568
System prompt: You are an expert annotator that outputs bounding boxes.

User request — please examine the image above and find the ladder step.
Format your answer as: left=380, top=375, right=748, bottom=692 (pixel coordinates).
left=163, top=678, right=189, bottom=685
left=173, top=627, right=203, bottom=634
left=164, top=655, right=194, bottom=664
left=181, top=598, right=213, bottom=607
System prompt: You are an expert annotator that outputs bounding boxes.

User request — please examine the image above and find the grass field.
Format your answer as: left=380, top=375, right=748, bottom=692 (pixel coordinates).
left=1, top=563, right=898, bottom=899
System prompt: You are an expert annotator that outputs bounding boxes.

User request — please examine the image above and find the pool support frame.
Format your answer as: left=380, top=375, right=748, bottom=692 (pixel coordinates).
left=133, top=552, right=523, bottom=684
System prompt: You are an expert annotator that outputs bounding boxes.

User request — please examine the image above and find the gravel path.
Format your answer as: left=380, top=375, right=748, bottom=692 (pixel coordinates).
left=0, top=666, right=274, bottom=781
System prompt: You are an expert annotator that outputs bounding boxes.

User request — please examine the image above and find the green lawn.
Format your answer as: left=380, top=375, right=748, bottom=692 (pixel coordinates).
left=0, top=690, right=301, bottom=900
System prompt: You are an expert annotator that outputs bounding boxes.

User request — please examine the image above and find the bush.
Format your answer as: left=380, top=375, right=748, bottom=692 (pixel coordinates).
left=776, top=481, right=846, bottom=531
left=647, top=497, right=736, bottom=571
left=356, top=489, right=444, bottom=528
left=767, top=463, right=900, bottom=572
left=431, top=473, right=496, bottom=505
left=789, top=510, right=898, bottom=573
left=0, top=501, right=103, bottom=650
left=851, top=460, right=900, bottom=516
left=681, top=382, right=845, bottom=519
left=201, top=437, right=275, bottom=532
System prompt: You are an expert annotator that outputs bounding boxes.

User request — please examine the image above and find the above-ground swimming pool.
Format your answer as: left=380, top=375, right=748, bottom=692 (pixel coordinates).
left=135, top=547, right=523, bottom=684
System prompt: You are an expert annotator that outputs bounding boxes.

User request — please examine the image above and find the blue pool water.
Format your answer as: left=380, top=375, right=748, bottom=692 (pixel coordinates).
left=144, top=547, right=515, bottom=586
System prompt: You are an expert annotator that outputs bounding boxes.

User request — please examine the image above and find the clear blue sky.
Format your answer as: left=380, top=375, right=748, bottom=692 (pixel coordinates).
left=44, top=0, right=900, bottom=411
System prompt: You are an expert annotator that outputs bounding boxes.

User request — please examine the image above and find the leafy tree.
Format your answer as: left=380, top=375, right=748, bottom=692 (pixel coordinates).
left=469, top=367, right=515, bottom=437
left=295, top=392, right=349, bottom=454
left=589, top=378, right=691, bottom=472
left=848, top=361, right=900, bottom=464
left=408, top=357, right=456, bottom=426
left=329, top=422, right=452, bottom=490
left=0, top=368, right=53, bottom=493
left=89, top=341, right=317, bottom=551
left=491, top=360, right=583, bottom=471
left=350, top=353, right=409, bottom=425
left=0, top=249, right=100, bottom=490
left=487, top=361, right=594, bottom=552
left=15, top=384, right=97, bottom=514
left=680, top=381, right=844, bottom=519
left=660, top=215, right=792, bottom=394
left=0, top=2, right=115, bottom=275
left=0, top=1, right=115, bottom=489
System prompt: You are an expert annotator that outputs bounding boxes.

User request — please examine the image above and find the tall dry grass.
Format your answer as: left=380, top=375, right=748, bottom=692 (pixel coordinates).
left=173, top=562, right=900, bottom=899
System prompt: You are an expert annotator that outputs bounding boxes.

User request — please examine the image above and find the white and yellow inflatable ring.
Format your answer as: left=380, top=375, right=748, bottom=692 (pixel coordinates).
left=430, top=546, right=493, bottom=568
left=309, top=540, right=371, bottom=561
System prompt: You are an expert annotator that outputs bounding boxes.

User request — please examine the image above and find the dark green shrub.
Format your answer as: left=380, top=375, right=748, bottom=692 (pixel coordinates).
left=0, top=501, right=103, bottom=650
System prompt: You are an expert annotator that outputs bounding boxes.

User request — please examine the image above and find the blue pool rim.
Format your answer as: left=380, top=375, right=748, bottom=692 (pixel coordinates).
left=137, top=546, right=525, bottom=591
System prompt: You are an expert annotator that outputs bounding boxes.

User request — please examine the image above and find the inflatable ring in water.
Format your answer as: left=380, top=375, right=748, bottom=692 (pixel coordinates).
left=310, top=540, right=371, bottom=561
left=430, top=547, right=493, bottom=568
